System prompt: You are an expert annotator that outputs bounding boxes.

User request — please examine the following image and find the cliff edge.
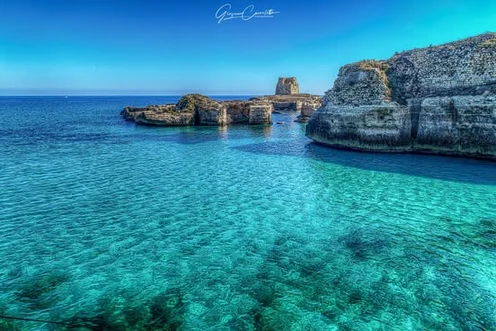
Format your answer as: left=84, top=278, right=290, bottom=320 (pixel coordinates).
left=306, top=33, right=496, bottom=160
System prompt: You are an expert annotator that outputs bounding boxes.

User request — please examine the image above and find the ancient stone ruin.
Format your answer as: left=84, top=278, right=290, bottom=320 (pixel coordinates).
left=306, top=33, right=496, bottom=159
left=275, top=77, right=300, bottom=95
left=249, top=77, right=322, bottom=118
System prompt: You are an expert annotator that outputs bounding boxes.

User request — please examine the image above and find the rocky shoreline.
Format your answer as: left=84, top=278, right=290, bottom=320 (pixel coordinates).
left=122, top=94, right=273, bottom=126
left=122, top=78, right=321, bottom=126
left=306, top=33, right=496, bottom=160
left=121, top=34, right=495, bottom=160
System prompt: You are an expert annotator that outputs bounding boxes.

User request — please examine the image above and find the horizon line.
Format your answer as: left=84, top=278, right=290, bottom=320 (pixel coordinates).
left=0, top=94, right=268, bottom=97
left=0, top=93, right=324, bottom=97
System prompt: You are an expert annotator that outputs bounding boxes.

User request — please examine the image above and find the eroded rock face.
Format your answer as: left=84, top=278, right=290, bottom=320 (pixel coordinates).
left=415, top=95, right=496, bottom=156
left=223, top=101, right=251, bottom=124
left=135, top=112, right=195, bottom=126
left=250, top=94, right=322, bottom=121
left=248, top=102, right=273, bottom=124
left=296, top=100, right=324, bottom=122
left=307, top=33, right=496, bottom=159
left=122, top=94, right=272, bottom=126
left=275, top=77, right=300, bottom=95
left=308, top=103, right=412, bottom=151
left=121, top=104, right=195, bottom=126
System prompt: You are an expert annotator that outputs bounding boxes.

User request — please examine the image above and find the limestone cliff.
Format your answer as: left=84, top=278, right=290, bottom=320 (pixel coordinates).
left=306, top=33, right=496, bottom=159
left=121, top=94, right=273, bottom=126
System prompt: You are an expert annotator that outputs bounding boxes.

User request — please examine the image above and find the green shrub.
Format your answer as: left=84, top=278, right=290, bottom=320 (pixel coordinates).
left=481, top=39, right=496, bottom=48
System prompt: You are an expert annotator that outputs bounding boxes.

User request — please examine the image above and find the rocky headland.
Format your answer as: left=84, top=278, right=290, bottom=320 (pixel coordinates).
left=306, top=33, right=496, bottom=160
left=121, top=94, right=273, bottom=126
left=122, top=77, right=321, bottom=126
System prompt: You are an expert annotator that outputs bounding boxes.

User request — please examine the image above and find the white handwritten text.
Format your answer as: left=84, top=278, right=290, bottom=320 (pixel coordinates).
left=215, top=3, right=280, bottom=24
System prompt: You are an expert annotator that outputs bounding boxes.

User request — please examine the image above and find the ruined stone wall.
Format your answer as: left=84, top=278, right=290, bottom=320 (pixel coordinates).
left=275, top=77, right=300, bottom=95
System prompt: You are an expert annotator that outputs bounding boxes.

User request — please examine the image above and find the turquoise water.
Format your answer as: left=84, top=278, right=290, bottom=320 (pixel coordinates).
left=0, top=96, right=495, bottom=331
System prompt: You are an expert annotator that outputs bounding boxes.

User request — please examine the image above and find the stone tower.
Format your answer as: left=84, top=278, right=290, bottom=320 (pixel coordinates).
left=275, top=77, right=299, bottom=95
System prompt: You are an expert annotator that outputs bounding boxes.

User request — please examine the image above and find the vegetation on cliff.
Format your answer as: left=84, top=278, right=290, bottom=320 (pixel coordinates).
left=307, top=32, right=496, bottom=159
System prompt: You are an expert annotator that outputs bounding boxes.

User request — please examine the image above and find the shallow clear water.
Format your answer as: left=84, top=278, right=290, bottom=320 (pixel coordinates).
left=0, top=96, right=495, bottom=331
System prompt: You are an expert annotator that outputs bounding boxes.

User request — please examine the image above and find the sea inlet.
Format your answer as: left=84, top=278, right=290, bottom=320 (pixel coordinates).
left=0, top=96, right=494, bottom=330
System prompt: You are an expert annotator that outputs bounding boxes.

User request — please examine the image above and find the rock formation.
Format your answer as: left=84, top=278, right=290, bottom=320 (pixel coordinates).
left=122, top=104, right=195, bottom=126
left=268, top=77, right=322, bottom=119
left=122, top=78, right=322, bottom=126
left=275, top=77, right=299, bottom=95
left=251, top=94, right=322, bottom=113
left=296, top=100, right=323, bottom=122
left=306, top=33, right=496, bottom=159
left=121, top=94, right=273, bottom=126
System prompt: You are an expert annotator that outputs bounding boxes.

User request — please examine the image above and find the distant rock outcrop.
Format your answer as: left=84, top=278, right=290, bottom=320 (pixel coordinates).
left=122, top=104, right=195, bottom=126
left=306, top=33, right=496, bottom=159
left=122, top=78, right=323, bottom=127
left=251, top=94, right=321, bottom=114
left=121, top=94, right=273, bottom=126
left=275, top=77, right=299, bottom=95
left=297, top=100, right=323, bottom=122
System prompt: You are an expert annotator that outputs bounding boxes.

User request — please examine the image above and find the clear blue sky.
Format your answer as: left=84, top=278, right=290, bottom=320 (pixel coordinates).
left=0, top=0, right=495, bottom=95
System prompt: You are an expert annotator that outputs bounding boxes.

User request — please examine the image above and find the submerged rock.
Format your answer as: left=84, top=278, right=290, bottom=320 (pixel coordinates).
left=16, top=273, right=68, bottom=301
left=306, top=33, right=496, bottom=159
left=121, top=94, right=273, bottom=126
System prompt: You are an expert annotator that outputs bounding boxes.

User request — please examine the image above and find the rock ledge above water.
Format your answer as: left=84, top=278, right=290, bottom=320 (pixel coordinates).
left=306, top=33, right=496, bottom=160
left=121, top=94, right=273, bottom=126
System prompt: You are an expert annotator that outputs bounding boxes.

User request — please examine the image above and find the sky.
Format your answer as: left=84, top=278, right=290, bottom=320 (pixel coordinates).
left=0, top=0, right=495, bottom=95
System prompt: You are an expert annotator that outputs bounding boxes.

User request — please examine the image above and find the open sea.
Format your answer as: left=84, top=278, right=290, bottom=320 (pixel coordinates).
left=0, top=96, right=495, bottom=331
